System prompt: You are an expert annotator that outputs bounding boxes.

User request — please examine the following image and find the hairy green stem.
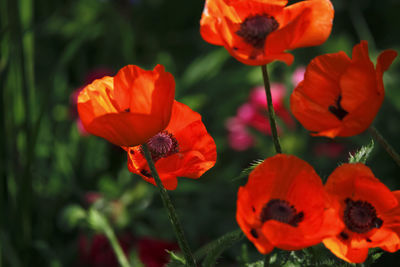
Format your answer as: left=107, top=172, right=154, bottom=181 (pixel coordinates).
left=369, top=126, right=400, bottom=167
left=261, top=65, right=282, bottom=154
left=142, top=144, right=196, bottom=266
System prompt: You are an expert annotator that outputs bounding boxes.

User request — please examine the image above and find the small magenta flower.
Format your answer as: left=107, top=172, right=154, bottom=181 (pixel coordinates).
left=226, top=117, right=255, bottom=151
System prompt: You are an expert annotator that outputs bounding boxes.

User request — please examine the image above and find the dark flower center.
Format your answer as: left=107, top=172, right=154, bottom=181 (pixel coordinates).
left=260, top=199, right=304, bottom=227
left=144, top=131, right=179, bottom=162
left=236, top=14, right=279, bottom=49
left=329, top=95, right=348, bottom=120
left=140, top=169, right=152, bottom=178
left=343, top=198, right=383, bottom=234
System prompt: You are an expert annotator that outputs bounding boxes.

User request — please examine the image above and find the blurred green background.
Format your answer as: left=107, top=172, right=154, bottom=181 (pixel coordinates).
left=1, top=0, right=399, bottom=266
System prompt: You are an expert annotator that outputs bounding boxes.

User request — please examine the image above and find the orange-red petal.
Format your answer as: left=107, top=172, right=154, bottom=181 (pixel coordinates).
left=323, top=236, right=369, bottom=263
left=78, top=64, right=175, bottom=147
left=200, top=0, right=334, bottom=66
left=290, top=41, right=397, bottom=138
left=126, top=101, right=216, bottom=190
left=323, top=163, right=400, bottom=263
left=236, top=154, right=342, bottom=253
left=325, top=163, right=398, bottom=212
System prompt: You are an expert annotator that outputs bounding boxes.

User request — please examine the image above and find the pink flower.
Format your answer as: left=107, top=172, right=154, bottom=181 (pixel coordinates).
left=226, top=83, right=296, bottom=150
left=225, top=117, right=247, bottom=132
left=249, top=83, right=286, bottom=111
left=226, top=117, right=254, bottom=151
left=237, top=103, right=257, bottom=123
left=291, top=66, right=306, bottom=87
left=228, top=128, right=254, bottom=151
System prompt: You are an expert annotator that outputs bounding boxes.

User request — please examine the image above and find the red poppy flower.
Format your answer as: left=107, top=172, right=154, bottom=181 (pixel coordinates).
left=236, top=154, right=343, bottom=254
left=290, top=41, right=397, bottom=138
left=125, top=101, right=217, bottom=190
left=200, top=0, right=334, bottom=66
left=77, top=64, right=175, bottom=146
left=323, top=163, right=400, bottom=263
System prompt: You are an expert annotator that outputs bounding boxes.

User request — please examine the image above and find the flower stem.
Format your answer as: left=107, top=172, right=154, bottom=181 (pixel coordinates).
left=142, top=144, right=196, bottom=267
left=261, top=65, right=282, bottom=154
left=263, top=253, right=271, bottom=267
left=369, top=126, right=400, bottom=167
left=101, top=217, right=131, bottom=267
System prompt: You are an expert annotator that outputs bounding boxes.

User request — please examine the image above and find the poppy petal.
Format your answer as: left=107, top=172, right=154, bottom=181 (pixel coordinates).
left=290, top=41, right=395, bottom=138
left=200, top=0, right=227, bottom=45
left=126, top=101, right=216, bottom=190
left=376, top=49, right=398, bottom=95
left=236, top=189, right=275, bottom=254
left=289, top=0, right=334, bottom=48
left=114, top=64, right=175, bottom=125
left=78, top=77, right=117, bottom=122
left=78, top=65, right=175, bottom=146
left=237, top=154, right=342, bottom=253
left=323, top=163, right=400, bottom=263
left=323, top=237, right=369, bottom=263
left=200, top=0, right=334, bottom=66
left=325, top=163, right=398, bottom=212
left=166, top=101, right=202, bottom=133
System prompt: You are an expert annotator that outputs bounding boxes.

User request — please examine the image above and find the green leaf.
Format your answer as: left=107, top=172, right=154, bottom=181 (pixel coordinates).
left=348, top=140, right=374, bottom=164
left=233, top=159, right=264, bottom=181
left=181, top=48, right=229, bottom=88
left=245, top=260, right=264, bottom=267
left=166, top=250, right=186, bottom=266
left=195, top=228, right=244, bottom=267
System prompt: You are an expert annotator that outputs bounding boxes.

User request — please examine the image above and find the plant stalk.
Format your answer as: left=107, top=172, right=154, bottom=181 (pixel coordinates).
left=142, top=144, right=196, bottom=266
left=92, top=209, right=131, bottom=267
left=103, top=222, right=131, bottom=267
left=261, top=65, right=282, bottom=154
left=369, top=126, right=400, bottom=167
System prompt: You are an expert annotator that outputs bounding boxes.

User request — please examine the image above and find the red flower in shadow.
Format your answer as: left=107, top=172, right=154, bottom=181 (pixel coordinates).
left=290, top=41, right=397, bottom=138
left=125, top=101, right=217, bottom=190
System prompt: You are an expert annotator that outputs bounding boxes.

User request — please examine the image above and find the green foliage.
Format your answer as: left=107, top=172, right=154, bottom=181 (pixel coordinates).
left=245, top=260, right=264, bottom=267
left=166, top=251, right=186, bottom=266
left=234, top=159, right=264, bottom=181
left=199, top=229, right=244, bottom=267
left=60, top=204, right=87, bottom=230
left=348, top=140, right=374, bottom=164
